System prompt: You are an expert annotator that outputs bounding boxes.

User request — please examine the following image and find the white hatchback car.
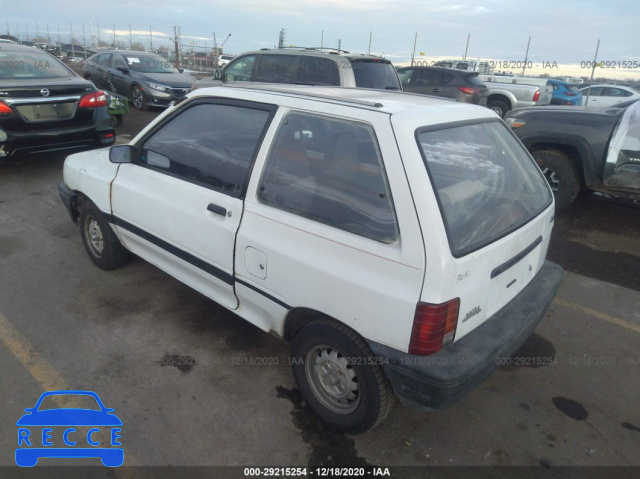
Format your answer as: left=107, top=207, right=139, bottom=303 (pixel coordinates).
left=59, top=84, right=562, bottom=433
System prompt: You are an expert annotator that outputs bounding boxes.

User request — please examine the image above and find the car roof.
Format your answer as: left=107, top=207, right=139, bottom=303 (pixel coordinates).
left=396, top=65, right=474, bottom=74
left=233, top=48, right=391, bottom=62
left=0, top=43, right=46, bottom=51
left=189, top=83, right=497, bottom=119
left=99, top=50, right=163, bottom=56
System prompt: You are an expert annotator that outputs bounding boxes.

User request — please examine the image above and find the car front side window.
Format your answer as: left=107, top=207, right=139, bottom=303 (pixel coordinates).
left=224, top=54, right=256, bottom=82
left=140, top=102, right=272, bottom=197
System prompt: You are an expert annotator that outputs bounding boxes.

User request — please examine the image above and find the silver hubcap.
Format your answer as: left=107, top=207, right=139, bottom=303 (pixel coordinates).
left=133, top=88, right=143, bottom=109
left=542, top=167, right=560, bottom=192
left=86, top=216, right=104, bottom=257
left=305, top=345, right=360, bottom=414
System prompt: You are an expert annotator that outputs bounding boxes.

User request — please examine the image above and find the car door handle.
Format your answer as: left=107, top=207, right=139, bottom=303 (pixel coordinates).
left=207, top=203, right=227, bottom=216
left=432, top=88, right=442, bottom=92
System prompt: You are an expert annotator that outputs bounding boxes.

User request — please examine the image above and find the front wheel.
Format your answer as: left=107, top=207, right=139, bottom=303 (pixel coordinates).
left=532, top=149, right=581, bottom=209
left=291, top=319, right=394, bottom=434
left=131, top=85, right=148, bottom=111
left=79, top=202, right=129, bottom=270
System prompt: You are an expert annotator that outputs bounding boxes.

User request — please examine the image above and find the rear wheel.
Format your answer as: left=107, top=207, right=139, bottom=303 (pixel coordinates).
left=291, top=318, right=394, bottom=434
left=532, top=149, right=581, bottom=209
left=487, top=99, right=509, bottom=118
left=79, top=202, right=129, bottom=270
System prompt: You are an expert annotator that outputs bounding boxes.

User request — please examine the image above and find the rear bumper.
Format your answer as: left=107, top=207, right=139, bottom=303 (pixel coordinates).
left=369, top=260, right=563, bottom=410
left=0, top=126, right=115, bottom=159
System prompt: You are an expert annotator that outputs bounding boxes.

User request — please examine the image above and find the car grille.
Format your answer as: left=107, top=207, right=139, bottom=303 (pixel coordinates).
left=171, top=88, right=191, bottom=97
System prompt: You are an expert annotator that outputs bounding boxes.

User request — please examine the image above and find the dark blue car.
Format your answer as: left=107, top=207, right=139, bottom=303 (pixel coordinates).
left=548, top=79, right=583, bottom=106
left=16, top=390, right=123, bottom=467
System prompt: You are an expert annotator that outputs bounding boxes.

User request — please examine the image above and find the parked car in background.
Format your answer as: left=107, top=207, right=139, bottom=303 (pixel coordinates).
left=580, top=84, right=640, bottom=108
left=82, top=50, right=195, bottom=110
left=59, top=83, right=561, bottom=434
left=505, top=99, right=640, bottom=208
left=396, top=66, right=488, bottom=105
left=193, top=48, right=401, bottom=91
left=217, top=54, right=234, bottom=68
left=479, top=75, right=554, bottom=117
left=548, top=79, right=582, bottom=106
left=59, top=43, right=96, bottom=59
left=0, top=43, right=115, bottom=160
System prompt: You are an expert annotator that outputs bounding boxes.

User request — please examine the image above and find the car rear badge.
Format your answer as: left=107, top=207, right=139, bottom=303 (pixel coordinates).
left=40, top=89, right=50, bottom=97
left=462, top=306, right=481, bottom=323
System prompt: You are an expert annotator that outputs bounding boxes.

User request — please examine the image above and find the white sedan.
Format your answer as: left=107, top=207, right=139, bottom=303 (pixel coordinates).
left=580, top=84, right=640, bottom=108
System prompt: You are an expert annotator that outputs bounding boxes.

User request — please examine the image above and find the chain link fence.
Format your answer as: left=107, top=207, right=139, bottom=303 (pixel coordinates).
left=5, top=23, right=640, bottom=85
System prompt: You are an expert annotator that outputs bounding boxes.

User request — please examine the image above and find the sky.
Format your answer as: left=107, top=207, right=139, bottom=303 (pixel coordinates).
left=2, top=0, right=639, bottom=78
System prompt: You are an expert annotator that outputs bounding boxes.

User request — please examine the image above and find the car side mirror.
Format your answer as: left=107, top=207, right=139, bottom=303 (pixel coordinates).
left=213, top=69, right=222, bottom=80
left=109, top=145, right=133, bottom=164
left=116, top=66, right=129, bottom=74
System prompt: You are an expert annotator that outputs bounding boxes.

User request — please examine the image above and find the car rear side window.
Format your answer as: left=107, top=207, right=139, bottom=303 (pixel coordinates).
left=258, top=112, right=399, bottom=243
left=351, top=60, right=400, bottom=90
left=417, top=120, right=552, bottom=257
left=255, top=55, right=297, bottom=84
left=140, top=103, right=271, bottom=197
left=296, top=57, right=340, bottom=86
left=465, top=73, right=485, bottom=87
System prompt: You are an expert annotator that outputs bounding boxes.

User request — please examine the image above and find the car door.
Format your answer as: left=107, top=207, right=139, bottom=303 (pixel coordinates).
left=600, top=87, right=634, bottom=107
left=583, top=86, right=603, bottom=106
left=108, top=53, right=130, bottom=96
left=93, top=53, right=112, bottom=91
left=110, top=99, right=276, bottom=310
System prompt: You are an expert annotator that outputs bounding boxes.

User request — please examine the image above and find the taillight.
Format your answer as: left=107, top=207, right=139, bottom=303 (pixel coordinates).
left=0, top=101, right=12, bottom=115
left=564, top=92, right=576, bottom=96
left=458, top=87, right=480, bottom=95
left=532, top=90, right=540, bottom=102
left=409, top=299, right=460, bottom=356
left=79, top=90, right=107, bottom=108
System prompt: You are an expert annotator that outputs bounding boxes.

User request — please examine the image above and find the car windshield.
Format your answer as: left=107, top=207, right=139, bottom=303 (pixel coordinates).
left=351, top=60, right=401, bottom=90
left=124, top=55, right=176, bottom=73
left=417, top=120, right=552, bottom=257
left=37, top=394, right=101, bottom=411
left=0, top=50, right=72, bottom=79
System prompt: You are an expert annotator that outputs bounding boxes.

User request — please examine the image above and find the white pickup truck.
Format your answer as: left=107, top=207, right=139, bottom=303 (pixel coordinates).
left=480, top=75, right=554, bottom=117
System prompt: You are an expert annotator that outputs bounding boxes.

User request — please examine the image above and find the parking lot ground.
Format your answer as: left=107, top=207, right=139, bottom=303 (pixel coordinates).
left=1, top=108, right=639, bottom=473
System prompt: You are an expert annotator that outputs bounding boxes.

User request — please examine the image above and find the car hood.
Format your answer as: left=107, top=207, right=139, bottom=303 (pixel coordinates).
left=136, top=72, right=195, bottom=88
left=16, top=409, right=123, bottom=426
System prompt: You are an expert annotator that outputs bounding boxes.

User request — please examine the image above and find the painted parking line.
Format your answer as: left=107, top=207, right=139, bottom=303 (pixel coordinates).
left=553, top=298, right=640, bottom=334
left=0, top=312, right=147, bottom=473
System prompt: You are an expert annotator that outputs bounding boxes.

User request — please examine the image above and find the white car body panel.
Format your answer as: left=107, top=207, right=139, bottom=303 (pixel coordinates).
left=62, top=148, right=120, bottom=214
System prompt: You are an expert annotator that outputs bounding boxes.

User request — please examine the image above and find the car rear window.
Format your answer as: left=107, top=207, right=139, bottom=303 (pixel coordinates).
left=566, top=85, right=580, bottom=93
left=464, top=73, right=485, bottom=87
left=351, top=60, right=400, bottom=90
left=416, top=120, right=552, bottom=257
left=0, top=50, right=72, bottom=79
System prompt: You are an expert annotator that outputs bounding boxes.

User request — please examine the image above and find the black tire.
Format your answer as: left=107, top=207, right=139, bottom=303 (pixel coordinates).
left=291, top=318, right=394, bottom=434
left=487, top=99, right=509, bottom=118
left=79, top=202, right=129, bottom=270
left=131, top=85, right=148, bottom=111
left=532, top=149, right=581, bottom=209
